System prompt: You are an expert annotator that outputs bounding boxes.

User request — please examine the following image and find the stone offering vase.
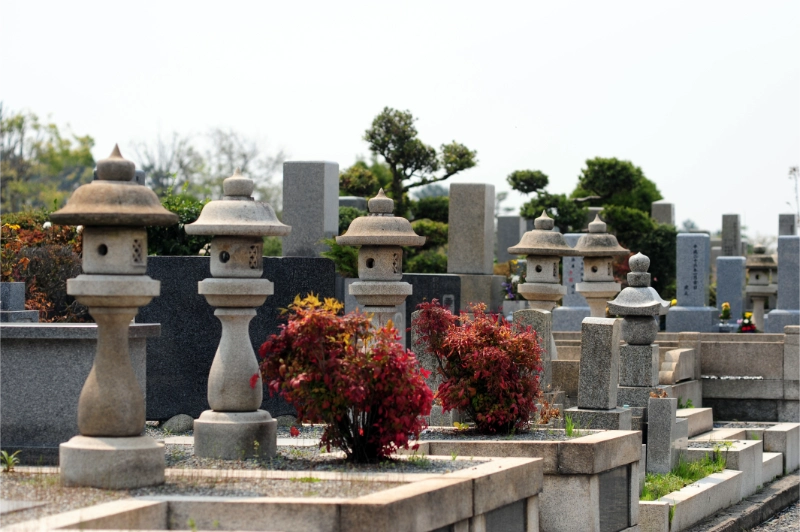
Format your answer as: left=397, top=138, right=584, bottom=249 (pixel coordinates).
left=50, top=145, right=178, bottom=489
left=185, top=169, right=290, bottom=460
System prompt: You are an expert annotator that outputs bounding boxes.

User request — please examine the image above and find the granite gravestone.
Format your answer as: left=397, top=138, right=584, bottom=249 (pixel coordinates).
left=721, top=214, right=742, bottom=257
left=140, top=256, right=336, bottom=420
left=650, top=201, right=675, bottom=226
left=765, top=236, right=800, bottom=332
left=496, top=216, right=527, bottom=264
left=0, top=282, right=38, bottom=323
left=666, top=234, right=716, bottom=332
left=282, top=161, right=339, bottom=257
left=779, top=214, right=797, bottom=236
left=552, top=233, right=591, bottom=331
left=716, top=256, right=746, bottom=326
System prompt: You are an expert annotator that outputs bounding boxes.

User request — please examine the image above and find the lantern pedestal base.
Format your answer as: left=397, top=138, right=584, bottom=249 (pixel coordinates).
left=193, top=410, right=277, bottom=460
left=59, top=435, right=165, bottom=489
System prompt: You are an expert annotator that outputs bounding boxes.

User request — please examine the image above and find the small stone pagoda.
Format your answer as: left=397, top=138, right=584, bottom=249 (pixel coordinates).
left=185, top=168, right=291, bottom=460
left=745, top=245, right=778, bottom=331
left=572, top=215, right=630, bottom=317
left=51, top=145, right=178, bottom=489
left=336, top=189, right=424, bottom=331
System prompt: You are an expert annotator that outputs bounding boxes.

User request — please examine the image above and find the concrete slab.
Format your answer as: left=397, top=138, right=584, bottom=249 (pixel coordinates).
left=676, top=408, right=713, bottom=438
left=762, top=452, right=783, bottom=485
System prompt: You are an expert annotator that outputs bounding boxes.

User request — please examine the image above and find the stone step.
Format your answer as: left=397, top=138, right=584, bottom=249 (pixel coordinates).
left=676, top=407, right=713, bottom=438
left=762, top=452, right=783, bottom=485
left=689, top=427, right=747, bottom=441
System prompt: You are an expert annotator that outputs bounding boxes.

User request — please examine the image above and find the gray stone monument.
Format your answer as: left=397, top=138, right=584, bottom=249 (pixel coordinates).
left=186, top=169, right=291, bottom=461
left=716, top=256, right=746, bottom=330
left=564, top=317, right=632, bottom=430
left=779, top=214, right=797, bottom=236
left=51, top=145, right=178, bottom=489
left=721, top=214, right=742, bottom=257
left=496, top=215, right=527, bottom=264
left=765, top=236, right=800, bottom=332
left=650, top=201, right=675, bottom=226
left=666, top=233, right=716, bottom=332
left=0, top=282, right=38, bottom=323
left=282, top=161, right=338, bottom=257
left=646, top=397, right=687, bottom=474
left=552, top=234, right=591, bottom=331
left=447, top=183, right=504, bottom=312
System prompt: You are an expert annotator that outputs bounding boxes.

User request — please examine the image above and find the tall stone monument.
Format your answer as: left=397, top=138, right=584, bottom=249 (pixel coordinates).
left=51, top=145, right=178, bottom=489
left=721, top=214, right=742, bottom=257
left=765, top=236, right=800, bottom=332
left=779, top=214, right=797, bottom=236
left=552, top=233, right=591, bottom=331
left=716, top=256, right=746, bottom=329
left=666, top=233, right=716, bottom=332
left=496, top=215, right=527, bottom=264
left=651, top=201, right=675, bottom=226
left=281, top=161, right=338, bottom=257
left=186, top=169, right=291, bottom=460
left=447, top=183, right=504, bottom=312
left=572, top=215, right=629, bottom=318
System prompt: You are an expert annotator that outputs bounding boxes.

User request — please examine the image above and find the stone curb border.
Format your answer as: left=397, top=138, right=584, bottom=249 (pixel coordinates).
left=688, top=473, right=799, bottom=532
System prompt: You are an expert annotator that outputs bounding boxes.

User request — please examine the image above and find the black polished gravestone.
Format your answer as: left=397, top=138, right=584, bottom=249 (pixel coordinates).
left=140, top=256, right=336, bottom=420
left=402, top=273, right=461, bottom=347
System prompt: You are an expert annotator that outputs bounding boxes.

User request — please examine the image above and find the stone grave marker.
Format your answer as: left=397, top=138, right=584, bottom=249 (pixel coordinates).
left=552, top=233, right=591, bottom=331
left=721, top=214, right=742, bottom=257
left=765, top=236, right=800, bottom=332
left=716, top=256, right=746, bottom=329
left=779, top=214, right=797, bottom=236
left=282, top=161, right=338, bottom=257
left=650, top=201, right=675, bottom=225
left=496, top=215, right=527, bottom=264
left=666, top=233, right=716, bottom=332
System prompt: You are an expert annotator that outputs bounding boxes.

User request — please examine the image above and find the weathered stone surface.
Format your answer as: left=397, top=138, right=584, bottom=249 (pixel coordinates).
left=667, top=234, right=716, bottom=332
left=675, top=407, right=713, bottom=437
left=552, top=360, right=579, bottom=401
left=349, top=281, right=412, bottom=307
left=721, top=214, right=742, bottom=257
left=447, top=183, right=495, bottom=274
left=193, top=410, right=277, bottom=460
left=281, top=161, right=338, bottom=257
left=766, top=236, right=800, bottom=332
left=564, top=407, right=632, bottom=431
left=617, top=385, right=673, bottom=408
left=716, top=256, right=746, bottom=321
left=59, top=435, right=165, bottom=489
left=620, top=316, right=659, bottom=345
left=577, top=318, right=621, bottom=410
left=161, top=414, right=193, bottom=433
left=496, top=215, right=527, bottom=263
left=140, top=256, right=335, bottom=420
left=539, top=474, right=598, bottom=531
left=764, top=423, right=800, bottom=474
left=651, top=201, right=675, bottom=225
left=646, top=397, right=677, bottom=474
left=779, top=213, right=797, bottom=236
left=639, top=501, right=670, bottom=532
left=702, top=398, right=778, bottom=422
left=658, top=348, right=695, bottom=385
left=700, top=341, right=783, bottom=379
left=665, top=470, right=743, bottom=532
left=455, top=273, right=505, bottom=313
left=619, top=344, right=659, bottom=387
left=762, top=452, right=783, bottom=484
left=1, top=282, right=26, bottom=311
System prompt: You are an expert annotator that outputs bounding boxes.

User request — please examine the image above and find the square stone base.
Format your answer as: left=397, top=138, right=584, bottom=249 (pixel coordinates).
left=60, top=435, right=165, bottom=489
left=565, top=407, right=633, bottom=430
left=765, top=310, right=800, bottom=333
left=619, top=344, right=659, bottom=387
left=552, top=306, right=591, bottom=332
left=666, top=306, right=717, bottom=333
left=0, top=310, right=39, bottom=322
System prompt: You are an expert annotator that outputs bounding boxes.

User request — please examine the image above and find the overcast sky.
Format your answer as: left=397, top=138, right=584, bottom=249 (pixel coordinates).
left=3, top=1, right=798, bottom=240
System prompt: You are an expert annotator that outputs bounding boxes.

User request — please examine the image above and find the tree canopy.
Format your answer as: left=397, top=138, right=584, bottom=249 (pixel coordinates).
left=506, top=169, right=587, bottom=233
left=364, top=107, right=476, bottom=217
left=571, top=157, right=662, bottom=212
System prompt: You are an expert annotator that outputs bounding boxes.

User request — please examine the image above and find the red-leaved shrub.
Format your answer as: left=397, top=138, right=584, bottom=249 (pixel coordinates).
left=413, top=300, right=542, bottom=433
left=259, top=294, right=433, bottom=463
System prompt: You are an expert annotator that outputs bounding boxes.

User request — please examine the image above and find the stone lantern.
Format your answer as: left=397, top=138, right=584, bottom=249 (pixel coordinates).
left=508, top=211, right=578, bottom=311
left=572, top=215, right=630, bottom=317
left=185, top=169, right=290, bottom=460
left=745, top=245, right=777, bottom=331
left=50, top=145, right=178, bottom=489
left=607, top=253, right=670, bottom=388
left=336, top=189, right=424, bottom=330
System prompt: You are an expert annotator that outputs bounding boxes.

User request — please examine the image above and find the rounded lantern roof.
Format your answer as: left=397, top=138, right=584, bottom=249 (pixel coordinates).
left=607, top=252, right=671, bottom=315
left=336, top=189, right=425, bottom=247
left=745, top=246, right=777, bottom=271
left=508, top=211, right=578, bottom=256
left=572, top=215, right=630, bottom=257
left=50, top=145, right=179, bottom=227
left=185, top=169, right=291, bottom=237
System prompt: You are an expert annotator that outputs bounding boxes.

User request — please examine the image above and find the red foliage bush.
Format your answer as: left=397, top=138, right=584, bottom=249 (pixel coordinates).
left=259, top=294, right=433, bottom=463
left=413, top=300, right=542, bottom=433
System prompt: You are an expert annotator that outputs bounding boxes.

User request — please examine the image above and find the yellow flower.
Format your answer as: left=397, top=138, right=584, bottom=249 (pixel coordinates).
left=744, top=312, right=752, bottom=319
left=722, top=302, right=730, bottom=310
left=671, top=299, right=678, bottom=306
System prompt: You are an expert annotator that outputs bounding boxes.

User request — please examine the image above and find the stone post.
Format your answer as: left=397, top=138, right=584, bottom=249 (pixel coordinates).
left=447, top=184, right=504, bottom=312
left=552, top=234, right=591, bottom=331
left=650, top=201, right=675, bottom=226
left=51, top=145, right=178, bottom=489
left=765, top=236, right=800, bottom=332
left=666, top=233, right=716, bottom=332
left=496, top=215, right=527, bottom=264
left=186, top=169, right=291, bottom=460
left=779, top=214, right=797, bottom=236
left=281, top=161, right=338, bottom=257
left=564, top=318, right=632, bottom=430
left=721, top=214, right=742, bottom=257
left=745, top=246, right=777, bottom=332
left=716, top=257, right=746, bottom=331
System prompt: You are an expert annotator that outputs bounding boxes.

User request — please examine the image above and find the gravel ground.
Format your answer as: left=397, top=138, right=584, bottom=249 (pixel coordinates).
left=0, top=472, right=402, bottom=527
left=750, top=501, right=798, bottom=531
left=418, top=426, right=584, bottom=441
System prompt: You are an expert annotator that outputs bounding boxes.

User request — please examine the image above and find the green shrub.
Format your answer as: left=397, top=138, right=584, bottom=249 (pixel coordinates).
left=320, top=238, right=358, bottom=278
left=641, top=447, right=727, bottom=501
left=338, top=206, right=366, bottom=236
left=410, top=196, right=449, bottom=223
left=406, top=249, right=447, bottom=273
left=146, top=193, right=211, bottom=256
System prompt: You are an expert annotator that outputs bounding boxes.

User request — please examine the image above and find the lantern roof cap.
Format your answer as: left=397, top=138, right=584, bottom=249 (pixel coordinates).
left=507, top=211, right=578, bottom=257
left=336, top=189, right=425, bottom=247
left=572, top=215, right=630, bottom=257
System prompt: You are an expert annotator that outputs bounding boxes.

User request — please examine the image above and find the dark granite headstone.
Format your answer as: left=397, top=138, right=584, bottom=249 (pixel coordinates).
left=140, top=256, right=336, bottom=420
left=402, top=273, right=461, bottom=347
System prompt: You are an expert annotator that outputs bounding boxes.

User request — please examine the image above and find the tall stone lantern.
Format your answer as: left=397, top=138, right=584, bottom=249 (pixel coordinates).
left=508, top=211, right=579, bottom=311
left=572, top=215, right=630, bottom=317
left=185, top=169, right=291, bottom=460
left=745, top=246, right=777, bottom=331
left=336, top=189, right=424, bottom=330
left=51, top=145, right=178, bottom=489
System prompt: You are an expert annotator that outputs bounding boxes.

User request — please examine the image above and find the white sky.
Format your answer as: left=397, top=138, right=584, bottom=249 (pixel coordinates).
left=2, top=1, right=798, bottom=240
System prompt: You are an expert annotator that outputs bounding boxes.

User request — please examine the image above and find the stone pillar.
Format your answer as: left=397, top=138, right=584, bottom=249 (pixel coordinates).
left=0, top=282, right=38, bottom=323
left=765, top=236, right=800, bottom=332
left=552, top=234, right=591, bottom=331
left=651, top=201, right=675, bottom=226
left=496, top=215, right=526, bottom=264
left=447, top=184, right=504, bottom=312
left=716, top=257, right=746, bottom=331
left=513, top=309, right=554, bottom=390
left=779, top=214, right=797, bottom=236
left=282, top=161, right=339, bottom=257
left=646, top=397, right=687, bottom=474
left=721, top=214, right=742, bottom=257
left=666, top=234, right=716, bottom=332
left=565, top=318, right=632, bottom=430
